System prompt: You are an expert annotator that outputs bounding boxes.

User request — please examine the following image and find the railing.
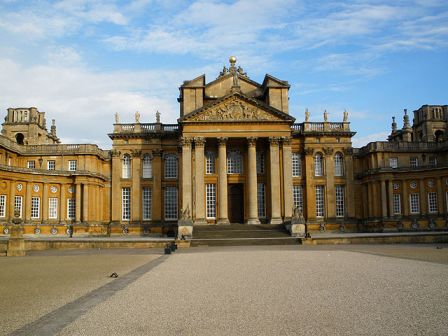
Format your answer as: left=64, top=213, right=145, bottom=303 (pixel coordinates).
left=291, top=124, right=302, bottom=132
left=114, top=123, right=179, bottom=133
left=309, top=122, right=325, bottom=131
left=357, top=163, right=448, bottom=178
left=291, top=122, right=350, bottom=133
left=162, top=124, right=179, bottom=131
left=357, top=141, right=442, bottom=156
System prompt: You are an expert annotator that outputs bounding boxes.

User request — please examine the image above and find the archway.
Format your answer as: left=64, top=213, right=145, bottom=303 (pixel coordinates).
left=15, top=133, right=24, bottom=145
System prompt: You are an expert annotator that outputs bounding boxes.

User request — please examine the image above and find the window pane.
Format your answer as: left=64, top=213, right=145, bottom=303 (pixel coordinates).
left=164, top=187, right=178, bottom=220
left=314, top=154, right=323, bottom=176
left=164, top=155, right=178, bottom=179
left=0, top=195, right=6, bottom=217
left=31, top=197, right=40, bottom=219
left=122, top=187, right=131, bottom=220
left=315, top=185, right=325, bottom=217
left=122, top=155, right=131, bottom=178
left=334, top=153, right=344, bottom=176
left=292, top=153, right=301, bottom=177
left=227, top=150, right=243, bottom=174
left=257, top=183, right=266, bottom=218
left=142, top=188, right=152, bottom=220
left=335, top=185, right=344, bottom=217
left=49, top=198, right=58, bottom=219
left=206, top=151, right=216, bottom=174
left=428, top=192, right=438, bottom=213
left=142, top=155, right=152, bottom=178
left=393, top=194, right=401, bottom=215
left=293, top=185, right=303, bottom=212
left=67, top=199, right=76, bottom=219
left=206, top=184, right=216, bottom=218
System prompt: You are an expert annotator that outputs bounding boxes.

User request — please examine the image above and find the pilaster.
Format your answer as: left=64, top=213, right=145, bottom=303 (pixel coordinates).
left=269, top=137, right=282, bottom=224
left=246, top=137, right=260, bottom=224
left=194, top=137, right=206, bottom=225
left=181, top=137, right=193, bottom=218
left=282, top=137, right=293, bottom=220
left=217, top=137, right=229, bottom=224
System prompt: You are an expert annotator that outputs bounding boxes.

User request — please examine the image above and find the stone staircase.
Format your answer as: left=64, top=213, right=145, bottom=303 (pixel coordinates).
left=190, top=224, right=300, bottom=247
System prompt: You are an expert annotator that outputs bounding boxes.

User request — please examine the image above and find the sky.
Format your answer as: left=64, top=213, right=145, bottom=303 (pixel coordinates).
left=0, top=0, right=447, bottom=149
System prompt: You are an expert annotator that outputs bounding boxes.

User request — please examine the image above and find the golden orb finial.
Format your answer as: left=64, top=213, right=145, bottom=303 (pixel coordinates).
left=229, top=56, right=237, bottom=65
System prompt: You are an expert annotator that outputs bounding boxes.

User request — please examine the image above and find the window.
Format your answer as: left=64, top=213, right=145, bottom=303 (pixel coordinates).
left=335, top=185, right=345, bottom=217
left=334, top=153, right=344, bottom=176
left=68, top=160, right=77, bottom=171
left=14, top=196, right=23, bottom=218
left=47, top=160, right=55, bottom=170
left=293, top=185, right=303, bottom=212
left=206, top=184, right=216, bottom=218
left=164, top=187, right=178, bottom=220
left=315, top=185, right=325, bottom=217
left=389, top=157, right=398, bottom=168
left=257, top=183, right=266, bottom=218
left=292, top=153, right=301, bottom=177
left=227, top=150, right=243, bottom=174
left=409, top=193, right=420, bottom=214
left=49, top=198, right=58, bottom=219
left=142, top=154, right=152, bottom=178
left=27, top=161, right=35, bottom=169
left=0, top=195, right=6, bottom=217
left=122, top=155, right=131, bottom=178
left=429, top=157, right=437, bottom=167
left=428, top=192, right=438, bottom=213
left=164, top=154, right=178, bottom=179
left=206, top=151, right=216, bottom=174
left=256, top=151, right=265, bottom=174
left=67, top=199, right=76, bottom=220
left=122, top=188, right=131, bottom=220
left=410, top=157, right=418, bottom=168
left=31, top=197, right=40, bottom=219
left=314, top=153, right=323, bottom=176
left=142, top=188, right=152, bottom=220
left=393, top=194, right=401, bottom=215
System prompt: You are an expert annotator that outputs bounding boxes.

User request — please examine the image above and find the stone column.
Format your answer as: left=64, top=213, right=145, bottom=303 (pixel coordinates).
left=381, top=180, right=388, bottom=218
left=131, top=151, right=141, bottom=222
left=194, top=137, right=206, bottom=225
left=75, top=183, right=81, bottom=223
left=181, top=138, right=193, bottom=216
left=246, top=137, right=260, bottom=224
left=110, top=150, right=121, bottom=222
left=323, top=147, right=335, bottom=218
left=60, top=184, right=66, bottom=223
left=282, top=137, right=293, bottom=220
left=387, top=180, right=394, bottom=217
left=436, top=178, right=444, bottom=214
left=367, top=182, right=373, bottom=217
left=42, top=184, right=48, bottom=223
left=152, top=149, right=163, bottom=223
left=419, top=179, right=427, bottom=215
left=269, top=137, right=282, bottom=224
left=343, top=148, right=355, bottom=218
left=402, top=180, right=409, bottom=216
left=217, top=137, right=229, bottom=225
left=304, top=147, right=315, bottom=220
left=25, top=182, right=31, bottom=222
left=82, top=184, right=89, bottom=223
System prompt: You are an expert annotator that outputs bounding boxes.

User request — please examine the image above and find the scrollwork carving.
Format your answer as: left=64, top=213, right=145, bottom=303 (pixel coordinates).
left=323, top=147, right=334, bottom=155
left=194, top=137, right=206, bottom=147
left=303, top=147, right=314, bottom=155
left=247, top=137, right=257, bottom=147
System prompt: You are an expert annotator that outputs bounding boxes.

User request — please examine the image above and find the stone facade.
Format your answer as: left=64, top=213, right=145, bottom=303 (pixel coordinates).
left=0, top=58, right=447, bottom=236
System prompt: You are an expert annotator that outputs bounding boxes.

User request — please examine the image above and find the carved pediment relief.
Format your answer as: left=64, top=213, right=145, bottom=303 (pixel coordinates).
left=185, top=96, right=281, bottom=122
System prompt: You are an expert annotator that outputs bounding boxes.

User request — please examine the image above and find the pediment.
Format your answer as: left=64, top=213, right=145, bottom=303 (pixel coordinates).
left=181, top=93, right=295, bottom=123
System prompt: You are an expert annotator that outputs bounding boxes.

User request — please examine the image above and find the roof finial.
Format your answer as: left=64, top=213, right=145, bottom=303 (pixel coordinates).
left=156, top=110, right=160, bottom=123
left=229, top=56, right=237, bottom=69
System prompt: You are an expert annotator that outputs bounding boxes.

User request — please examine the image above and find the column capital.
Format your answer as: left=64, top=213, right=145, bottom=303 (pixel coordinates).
left=303, top=147, right=314, bottom=156
left=152, top=148, right=163, bottom=157
left=217, top=137, right=228, bottom=146
left=281, top=136, right=291, bottom=146
left=131, top=149, right=142, bottom=158
left=110, top=149, right=121, bottom=157
left=247, top=137, right=257, bottom=147
left=194, top=137, right=206, bottom=147
left=323, top=147, right=334, bottom=156
left=180, top=137, right=193, bottom=147
left=269, top=137, right=281, bottom=146
left=343, top=147, right=353, bottom=156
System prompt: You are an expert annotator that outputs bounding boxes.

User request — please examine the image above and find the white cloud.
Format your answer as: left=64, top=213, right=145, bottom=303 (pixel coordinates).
left=352, top=132, right=390, bottom=148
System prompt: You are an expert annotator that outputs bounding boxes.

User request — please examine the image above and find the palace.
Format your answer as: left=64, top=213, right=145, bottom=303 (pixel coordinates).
left=0, top=57, right=447, bottom=237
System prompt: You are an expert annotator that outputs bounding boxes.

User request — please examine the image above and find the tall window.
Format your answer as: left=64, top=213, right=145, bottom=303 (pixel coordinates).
left=206, top=151, right=216, bottom=174
left=409, top=193, right=420, bottom=214
left=14, top=196, right=23, bottom=218
left=335, top=185, right=345, bottom=217
left=142, top=154, right=152, bottom=178
left=389, top=157, right=398, bottom=168
left=314, top=153, right=323, bottom=176
left=68, top=160, right=77, bottom=171
left=292, top=152, right=301, bottom=177
left=315, top=185, right=325, bottom=217
left=428, top=192, right=438, bottom=213
left=0, top=195, right=6, bottom=217
left=293, top=185, right=303, bottom=212
left=164, top=154, right=178, bottom=179
left=334, top=153, right=344, bottom=176
left=256, top=151, right=265, bottom=174
left=31, top=197, right=40, bottom=219
left=410, top=157, right=418, bottom=168
left=122, top=187, right=131, bottom=220
left=257, top=183, right=266, bottom=218
left=47, top=160, right=55, bottom=170
left=206, top=184, right=216, bottom=218
left=164, top=187, right=178, bottom=220
left=49, top=198, right=58, bottom=219
left=142, top=188, right=152, bottom=220
left=122, top=155, right=131, bottom=178
left=429, top=156, right=437, bottom=167
left=27, top=161, right=35, bottom=169
left=67, top=199, right=76, bottom=220
left=227, top=150, right=243, bottom=174
left=393, top=194, right=401, bottom=215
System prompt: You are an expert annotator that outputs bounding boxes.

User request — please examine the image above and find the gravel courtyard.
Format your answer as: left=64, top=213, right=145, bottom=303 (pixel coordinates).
left=2, top=245, right=448, bottom=336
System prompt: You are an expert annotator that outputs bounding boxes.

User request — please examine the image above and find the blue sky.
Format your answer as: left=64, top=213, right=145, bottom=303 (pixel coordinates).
left=0, top=0, right=447, bottom=149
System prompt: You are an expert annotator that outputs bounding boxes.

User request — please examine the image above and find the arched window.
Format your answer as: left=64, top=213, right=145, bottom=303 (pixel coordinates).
left=205, top=151, right=215, bottom=174
left=334, top=152, right=344, bottom=176
left=292, top=152, right=301, bottom=177
left=122, top=154, right=131, bottom=178
left=142, top=154, right=152, bottom=178
left=164, top=154, right=178, bottom=179
left=227, top=150, right=243, bottom=174
left=314, top=153, right=323, bottom=176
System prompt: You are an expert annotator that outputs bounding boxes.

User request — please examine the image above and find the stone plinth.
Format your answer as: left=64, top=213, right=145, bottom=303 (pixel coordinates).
left=178, top=219, right=194, bottom=240
left=286, top=207, right=306, bottom=238
left=7, top=225, right=26, bottom=257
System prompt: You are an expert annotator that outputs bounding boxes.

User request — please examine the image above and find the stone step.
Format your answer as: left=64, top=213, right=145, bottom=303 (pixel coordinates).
left=191, top=237, right=300, bottom=247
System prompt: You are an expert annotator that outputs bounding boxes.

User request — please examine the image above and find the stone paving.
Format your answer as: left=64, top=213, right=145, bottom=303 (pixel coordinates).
left=1, top=245, right=448, bottom=336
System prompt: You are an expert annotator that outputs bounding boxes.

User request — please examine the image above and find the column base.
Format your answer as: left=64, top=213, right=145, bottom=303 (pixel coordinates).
left=194, top=219, right=207, bottom=225
left=246, top=218, right=260, bottom=225
left=269, top=217, right=283, bottom=225
left=217, top=218, right=230, bottom=225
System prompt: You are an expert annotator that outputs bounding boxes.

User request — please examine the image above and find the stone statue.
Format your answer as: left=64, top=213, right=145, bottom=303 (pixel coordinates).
left=343, top=110, right=348, bottom=122
left=219, top=66, right=229, bottom=76
left=324, top=110, right=328, bottom=122
left=135, top=111, right=140, bottom=123
left=181, top=206, right=190, bottom=220
left=232, top=71, right=239, bottom=87
left=305, top=108, right=310, bottom=122
left=115, top=112, right=120, bottom=123
left=156, top=111, right=161, bottom=123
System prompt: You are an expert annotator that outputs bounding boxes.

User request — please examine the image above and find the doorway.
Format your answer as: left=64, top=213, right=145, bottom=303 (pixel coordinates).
left=228, top=184, right=244, bottom=223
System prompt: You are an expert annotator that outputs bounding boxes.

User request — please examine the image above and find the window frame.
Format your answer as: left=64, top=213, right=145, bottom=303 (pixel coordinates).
left=48, top=197, right=58, bottom=219
left=31, top=197, right=40, bottom=219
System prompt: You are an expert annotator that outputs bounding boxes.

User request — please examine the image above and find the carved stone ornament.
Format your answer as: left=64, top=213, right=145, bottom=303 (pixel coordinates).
left=323, top=147, right=334, bottom=155
left=281, top=136, right=291, bottom=146
left=247, top=137, right=257, bottom=147
left=194, top=137, right=206, bottom=147
left=33, top=184, right=39, bottom=192
left=218, top=137, right=228, bottom=146
left=152, top=148, right=163, bottom=157
left=110, top=149, right=121, bottom=157
left=16, top=183, right=23, bottom=192
left=269, top=137, right=281, bottom=146
left=343, top=147, right=354, bottom=155
left=304, top=147, right=314, bottom=155
left=180, top=137, right=193, bottom=147
left=131, top=149, right=142, bottom=158
left=187, top=96, right=279, bottom=122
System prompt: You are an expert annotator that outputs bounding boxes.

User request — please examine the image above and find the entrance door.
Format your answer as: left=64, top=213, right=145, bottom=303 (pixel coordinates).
left=228, top=184, right=244, bottom=223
